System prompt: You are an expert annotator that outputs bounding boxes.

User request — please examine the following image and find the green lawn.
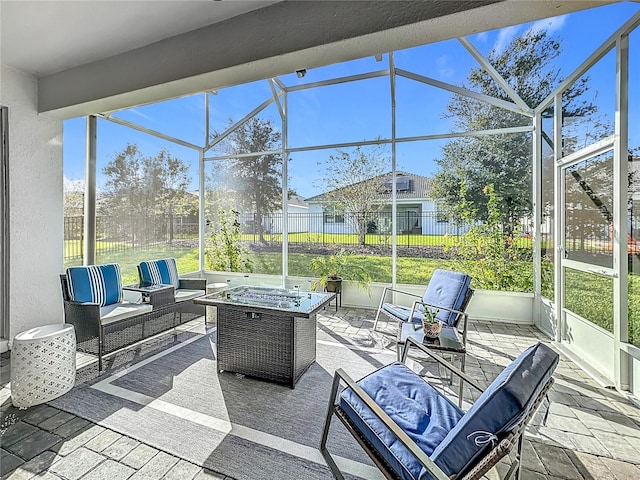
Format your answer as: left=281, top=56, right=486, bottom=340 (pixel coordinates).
left=65, top=245, right=199, bottom=285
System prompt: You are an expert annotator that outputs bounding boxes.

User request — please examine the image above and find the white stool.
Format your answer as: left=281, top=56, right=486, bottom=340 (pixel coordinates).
left=11, top=324, right=76, bottom=409
left=205, top=283, right=228, bottom=325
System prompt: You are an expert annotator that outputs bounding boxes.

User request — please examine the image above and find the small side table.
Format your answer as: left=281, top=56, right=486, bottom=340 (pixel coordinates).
left=123, top=283, right=175, bottom=308
left=397, top=322, right=466, bottom=405
left=397, top=322, right=466, bottom=362
left=11, top=324, right=76, bottom=409
left=205, top=283, right=228, bottom=324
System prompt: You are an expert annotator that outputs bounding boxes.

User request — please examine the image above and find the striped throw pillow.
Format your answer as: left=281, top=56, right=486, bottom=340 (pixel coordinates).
left=66, top=263, right=123, bottom=306
left=138, top=258, right=180, bottom=289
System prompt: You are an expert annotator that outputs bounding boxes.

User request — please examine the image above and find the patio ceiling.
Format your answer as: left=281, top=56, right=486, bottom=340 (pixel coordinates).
left=0, top=0, right=282, bottom=77
left=1, top=0, right=608, bottom=119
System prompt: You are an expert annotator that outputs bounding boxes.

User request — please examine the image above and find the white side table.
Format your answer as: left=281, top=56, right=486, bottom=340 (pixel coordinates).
left=11, top=324, right=76, bottom=409
left=205, top=283, right=228, bottom=325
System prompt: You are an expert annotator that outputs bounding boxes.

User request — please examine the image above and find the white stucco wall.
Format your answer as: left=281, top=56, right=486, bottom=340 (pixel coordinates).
left=1, top=65, right=64, bottom=341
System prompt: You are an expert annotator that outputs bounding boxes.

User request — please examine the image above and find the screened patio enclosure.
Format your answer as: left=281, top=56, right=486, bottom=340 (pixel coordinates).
left=67, top=5, right=640, bottom=393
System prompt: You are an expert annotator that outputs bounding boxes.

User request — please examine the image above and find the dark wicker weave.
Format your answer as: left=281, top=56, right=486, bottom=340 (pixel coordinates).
left=135, top=265, right=207, bottom=295
left=216, top=305, right=317, bottom=388
left=134, top=267, right=206, bottom=321
left=60, top=274, right=203, bottom=370
left=321, top=337, right=555, bottom=480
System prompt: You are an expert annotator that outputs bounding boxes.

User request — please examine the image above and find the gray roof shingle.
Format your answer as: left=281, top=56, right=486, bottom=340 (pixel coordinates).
left=304, top=171, right=433, bottom=203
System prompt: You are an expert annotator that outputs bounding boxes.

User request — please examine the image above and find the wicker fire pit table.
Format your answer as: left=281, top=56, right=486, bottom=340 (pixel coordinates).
left=195, top=285, right=334, bottom=388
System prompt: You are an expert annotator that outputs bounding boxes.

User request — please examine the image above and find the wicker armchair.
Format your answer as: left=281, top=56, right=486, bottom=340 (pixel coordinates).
left=320, top=338, right=558, bottom=480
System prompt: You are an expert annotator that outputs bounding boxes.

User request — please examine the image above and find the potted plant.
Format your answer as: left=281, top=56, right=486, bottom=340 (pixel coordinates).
left=421, top=306, right=442, bottom=339
left=309, top=249, right=372, bottom=295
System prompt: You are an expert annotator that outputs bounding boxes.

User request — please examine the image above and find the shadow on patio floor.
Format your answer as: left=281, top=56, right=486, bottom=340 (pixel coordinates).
left=1, top=310, right=639, bottom=480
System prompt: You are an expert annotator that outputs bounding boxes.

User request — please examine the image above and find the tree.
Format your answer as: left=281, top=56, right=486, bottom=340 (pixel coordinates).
left=63, top=179, right=84, bottom=217
left=99, top=143, right=194, bottom=243
left=449, top=184, right=533, bottom=292
left=209, top=117, right=284, bottom=243
left=206, top=208, right=253, bottom=272
left=316, top=143, right=389, bottom=245
left=63, top=179, right=85, bottom=241
left=432, top=29, right=599, bottom=233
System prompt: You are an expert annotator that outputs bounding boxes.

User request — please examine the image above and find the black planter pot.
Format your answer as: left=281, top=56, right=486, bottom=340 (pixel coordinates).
left=325, top=278, right=343, bottom=293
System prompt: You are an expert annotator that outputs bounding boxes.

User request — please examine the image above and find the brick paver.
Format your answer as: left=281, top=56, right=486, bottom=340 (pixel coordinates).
left=164, top=459, right=202, bottom=480
left=3, top=450, right=61, bottom=479
left=120, top=443, right=159, bottom=469
left=49, top=447, right=106, bottom=480
left=1, top=311, right=640, bottom=479
left=128, top=450, right=178, bottom=480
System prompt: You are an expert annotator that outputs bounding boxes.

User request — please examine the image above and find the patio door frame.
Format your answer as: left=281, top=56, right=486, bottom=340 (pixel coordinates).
left=539, top=19, right=636, bottom=393
left=1, top=105, right=8, bottom=341
left=555, top=138, right=622, bottom=385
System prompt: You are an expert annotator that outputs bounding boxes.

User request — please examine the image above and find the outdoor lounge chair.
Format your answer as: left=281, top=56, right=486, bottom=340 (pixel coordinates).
left=320, top=338, right=559, bottom=480
left=373, top=269, right=473, bottom=338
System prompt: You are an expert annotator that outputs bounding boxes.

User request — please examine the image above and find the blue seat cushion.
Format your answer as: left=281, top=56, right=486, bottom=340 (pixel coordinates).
left=339, top=362, right=463, bottom=480
left=421, top=269, right=471, bottom=326
left=66, top=263, right=123, bottom=307
left=138, top=258, right=180, bottom=289
left=431, top=342, right=559, bottom=478
left=382, top=303, right=426, bottom=324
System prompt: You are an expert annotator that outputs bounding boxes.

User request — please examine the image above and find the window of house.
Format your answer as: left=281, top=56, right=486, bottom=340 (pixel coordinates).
left=436, top=206, right=449, bottom=223
left=324, top=206, right=345, bottom=224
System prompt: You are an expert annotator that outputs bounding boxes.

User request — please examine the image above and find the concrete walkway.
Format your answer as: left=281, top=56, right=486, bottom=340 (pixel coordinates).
left=2, top=309, right=640, bottom=480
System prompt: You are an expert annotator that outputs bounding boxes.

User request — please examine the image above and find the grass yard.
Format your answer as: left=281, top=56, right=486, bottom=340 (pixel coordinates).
left=65, top=245, right=199, bottom=285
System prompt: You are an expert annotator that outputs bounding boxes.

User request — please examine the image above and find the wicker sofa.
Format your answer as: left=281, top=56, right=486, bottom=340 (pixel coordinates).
left=60, top=262, right=204, bottom=370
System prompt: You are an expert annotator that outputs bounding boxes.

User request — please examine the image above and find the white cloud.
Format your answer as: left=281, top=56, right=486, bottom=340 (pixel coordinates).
left=129, top=108, right=151, bottom=120
left=494, top=25, right=521, bottom=54
left=474, top=31, right=489, bottom=43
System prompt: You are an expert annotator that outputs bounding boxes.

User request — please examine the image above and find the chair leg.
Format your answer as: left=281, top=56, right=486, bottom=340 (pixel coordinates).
left=457, top=353, right=466, bottom=408
left=504, top=434, right=525, bottom=480
left=320, top=374, right=346, bottom=480
left=98, top=330, right=104, bottom=371
left=373, top=294, right=386, bottom=332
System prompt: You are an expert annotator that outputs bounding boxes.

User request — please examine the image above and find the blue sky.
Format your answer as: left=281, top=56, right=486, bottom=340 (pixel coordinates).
left=63, top=1, right=640, bottom=199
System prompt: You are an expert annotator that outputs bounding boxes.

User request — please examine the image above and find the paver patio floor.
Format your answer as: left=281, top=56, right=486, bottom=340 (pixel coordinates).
left=2, top=308, right=640, bottom=480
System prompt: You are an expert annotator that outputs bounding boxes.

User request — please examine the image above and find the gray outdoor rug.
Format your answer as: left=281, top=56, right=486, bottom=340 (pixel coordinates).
left=50, top=326, right=396, bottom=480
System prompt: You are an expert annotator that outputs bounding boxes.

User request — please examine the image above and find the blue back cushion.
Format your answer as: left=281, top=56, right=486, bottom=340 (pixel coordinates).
left=422, top=269, right=472, bottom=326
left=66, top=263, right=123, bottom=306
left=340, top=362, right=463, bottom=480
left=138, top=258, right=180, bottom=288
left=431, top=342, right=559, bottom=478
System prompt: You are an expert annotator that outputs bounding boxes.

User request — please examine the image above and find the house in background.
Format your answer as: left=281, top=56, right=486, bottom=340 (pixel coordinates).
left=305, top=171, right=461, bottom=236
left=239, top=195, right=309, bottom=235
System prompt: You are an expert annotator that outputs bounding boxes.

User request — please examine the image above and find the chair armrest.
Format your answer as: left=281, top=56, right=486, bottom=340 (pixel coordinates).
left=413, top=301, right=469, bottom=341
left=178, top=278, right=206, bottom=290
left=331, top=368, right=451, bottom=480
left=415, top=301, right=464, bottom=318
left=62, top=300, right=101, bottom=341
left=401, top=336, right=484, bottom=395
left=381, top=286, right=422, bottom=301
